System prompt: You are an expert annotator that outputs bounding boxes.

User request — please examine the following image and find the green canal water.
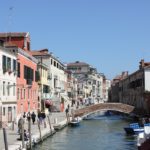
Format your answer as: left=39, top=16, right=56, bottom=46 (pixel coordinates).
left=33, top=113, right=137, bottom=150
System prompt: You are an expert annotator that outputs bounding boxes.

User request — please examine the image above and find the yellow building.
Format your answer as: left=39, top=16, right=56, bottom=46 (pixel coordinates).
left=37, top=62, right=51, bottom=112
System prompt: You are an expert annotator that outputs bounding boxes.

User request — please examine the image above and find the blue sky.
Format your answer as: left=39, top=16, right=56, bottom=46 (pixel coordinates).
left=1, top=0, right=150, bottom=79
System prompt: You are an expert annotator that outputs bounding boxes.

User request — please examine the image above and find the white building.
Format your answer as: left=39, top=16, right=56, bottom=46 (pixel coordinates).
left=104, top=79, right=111, bottom=102
left=0, top=44, right=17, bottom=126
left=31, top=49, right=70, bottom=112
left=67, top=61, right=106, bottom=103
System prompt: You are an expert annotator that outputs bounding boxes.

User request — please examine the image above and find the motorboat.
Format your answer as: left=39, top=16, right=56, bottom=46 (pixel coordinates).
left=124, top=123, right=144, bottom=135
left=69, top=117, right=82, bottom=127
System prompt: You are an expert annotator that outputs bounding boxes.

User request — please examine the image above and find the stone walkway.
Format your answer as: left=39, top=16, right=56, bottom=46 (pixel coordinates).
left=0, top=112, right=66, bottom=150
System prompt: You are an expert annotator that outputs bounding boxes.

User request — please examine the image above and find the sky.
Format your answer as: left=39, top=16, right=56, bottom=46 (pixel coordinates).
left=1, top=0, right=150, bottom=80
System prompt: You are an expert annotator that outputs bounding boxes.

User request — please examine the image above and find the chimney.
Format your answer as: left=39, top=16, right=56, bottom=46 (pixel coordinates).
left=122, top=71, right=128, bottom=79
left=139, top=59, right=145, bottom=69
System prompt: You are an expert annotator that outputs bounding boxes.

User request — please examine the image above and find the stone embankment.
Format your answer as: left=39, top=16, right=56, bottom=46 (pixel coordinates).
left=0, top=112, right=67, bottom=150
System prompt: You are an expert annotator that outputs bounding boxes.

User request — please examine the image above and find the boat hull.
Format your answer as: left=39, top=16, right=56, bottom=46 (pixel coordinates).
left=124, top=127, right=135, bottom=134
left=69, top=121, right=80, bottom=127
left=124, top=127, right=144, bottom=135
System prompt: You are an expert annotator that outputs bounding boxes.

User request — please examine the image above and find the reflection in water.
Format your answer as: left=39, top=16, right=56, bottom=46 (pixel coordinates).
left=33, top=113, right=137, bottom=150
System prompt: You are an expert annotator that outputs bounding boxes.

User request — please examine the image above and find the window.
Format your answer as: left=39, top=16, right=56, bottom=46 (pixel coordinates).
left=7, top=57, right=11, bottom=70
left=54, top=78, right=56, bottom=88
left=13, top=83, right=15, bottom=96
left=13, top=59, right=16, bottom=71
left=24, top=89, right=26, bottom=99
left=3, top=107, right=5, bottom=116
left=2, top=55, right=6, bottom=73
left=20, top=89, right=22, bottom=99
left=54, top=61, right=56, bottom=67
left=17, top=88, right=19, bottom=99
left=51, top=59, right=53, bottom=65
left=3, top=81, right=5, bottom=96
left=7, top=82, right=10, bottom=96
left=17, top=62, right=20, bottom=77
left=35, top=70, right=40, bottom=82
left=24, top=65, right=34, bottom=82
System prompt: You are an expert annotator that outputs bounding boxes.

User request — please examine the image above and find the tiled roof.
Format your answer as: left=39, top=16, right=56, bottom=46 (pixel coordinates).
left=67, top=61, right=89, bottom=67
left=30, top=50, right=51, bottom=56
left=113, top=75, right=122, bottom=80
left=0, top=32, right=28, bottom=37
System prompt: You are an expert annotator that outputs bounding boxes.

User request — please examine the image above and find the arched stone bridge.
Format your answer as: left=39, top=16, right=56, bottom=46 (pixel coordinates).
left=74, top=103, right=135, bottom=118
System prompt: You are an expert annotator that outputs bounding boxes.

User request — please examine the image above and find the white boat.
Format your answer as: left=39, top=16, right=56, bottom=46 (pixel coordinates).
left=69, top=117, right=82, bottom=127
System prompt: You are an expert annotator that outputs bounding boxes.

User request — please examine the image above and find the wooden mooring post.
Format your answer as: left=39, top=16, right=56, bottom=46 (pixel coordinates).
left=47, top=115, right=52, bottom=134
left=3, top=128, right=8, bottom=150
left=37, top=120, right=43, bottom=142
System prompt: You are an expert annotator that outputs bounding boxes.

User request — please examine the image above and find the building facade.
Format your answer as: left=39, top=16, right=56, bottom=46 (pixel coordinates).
left=110, top=60, right=150, bottom=114
left=67, top=61, right=109, bottom=103
left=0, top=45, right=17, bottom=126
left=31, top=49, right=69, bottom=112
left=16, top=48, right=39, bottom=118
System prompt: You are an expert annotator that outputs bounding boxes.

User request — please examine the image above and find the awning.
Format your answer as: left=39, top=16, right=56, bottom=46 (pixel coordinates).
left=45, top=100, right=53, bottom=106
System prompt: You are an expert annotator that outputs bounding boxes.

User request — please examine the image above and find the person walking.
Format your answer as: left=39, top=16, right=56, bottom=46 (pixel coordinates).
left=18, top=117, right=24, bottom=135
left=31, top=112, right=36, bottom=124
left=65, top=108, right=70, bottom=123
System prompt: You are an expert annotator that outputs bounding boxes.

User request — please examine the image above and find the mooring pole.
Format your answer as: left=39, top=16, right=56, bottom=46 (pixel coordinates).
left=3, top=127, right=8, bottom=150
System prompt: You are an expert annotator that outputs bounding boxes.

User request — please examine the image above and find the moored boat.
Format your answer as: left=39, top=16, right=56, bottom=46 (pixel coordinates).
left=69, top=117, right=82, bottom=127
left=124, top=123, right=144, bottom=135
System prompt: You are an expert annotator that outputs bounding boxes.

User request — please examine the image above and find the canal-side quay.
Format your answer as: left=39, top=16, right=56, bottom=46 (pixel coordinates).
left=0, top=112, right=67, bottom=150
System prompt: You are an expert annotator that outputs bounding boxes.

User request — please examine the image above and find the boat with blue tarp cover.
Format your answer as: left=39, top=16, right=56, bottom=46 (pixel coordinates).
left=124, top=123, right=144, bottom=135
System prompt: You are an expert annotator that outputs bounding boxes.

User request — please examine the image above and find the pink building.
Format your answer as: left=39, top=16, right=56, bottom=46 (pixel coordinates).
left=17, top=48, right=39, bottom=117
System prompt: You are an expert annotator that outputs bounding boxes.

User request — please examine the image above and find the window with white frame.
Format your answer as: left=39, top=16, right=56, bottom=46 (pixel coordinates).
left=3, top=81, right=5, bottom=96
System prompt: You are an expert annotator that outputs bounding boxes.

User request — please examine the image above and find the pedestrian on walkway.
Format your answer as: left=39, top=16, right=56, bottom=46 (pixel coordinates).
left=23, top=112, right=26, bottom=119
left=65, top=108, right=69, bottom=115
left=18, top=117, right=24, bottom=134
left=27, top=112, right=31, bottom=122
left=31, top=112, right=36, bottom=124
left=38, top=111, right=42, bottom=124
left=65, top=107, right=69, bottom=123
left=67, top=104, right=70, bottom=111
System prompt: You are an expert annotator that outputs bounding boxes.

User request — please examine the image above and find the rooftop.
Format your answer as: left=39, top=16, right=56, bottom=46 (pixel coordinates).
left=0, top=32, right=29, bottom=37
left=67, top=61, right=89, bottom=67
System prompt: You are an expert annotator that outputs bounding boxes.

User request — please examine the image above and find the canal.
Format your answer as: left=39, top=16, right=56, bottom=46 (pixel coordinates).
left=33, top=113, right=137, bottom=150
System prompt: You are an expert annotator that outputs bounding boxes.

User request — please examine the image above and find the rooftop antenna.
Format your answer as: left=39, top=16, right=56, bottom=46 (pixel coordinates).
left=141, top=48, right=146, bottom=61
left=5, top=0, right=15, bottom=45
